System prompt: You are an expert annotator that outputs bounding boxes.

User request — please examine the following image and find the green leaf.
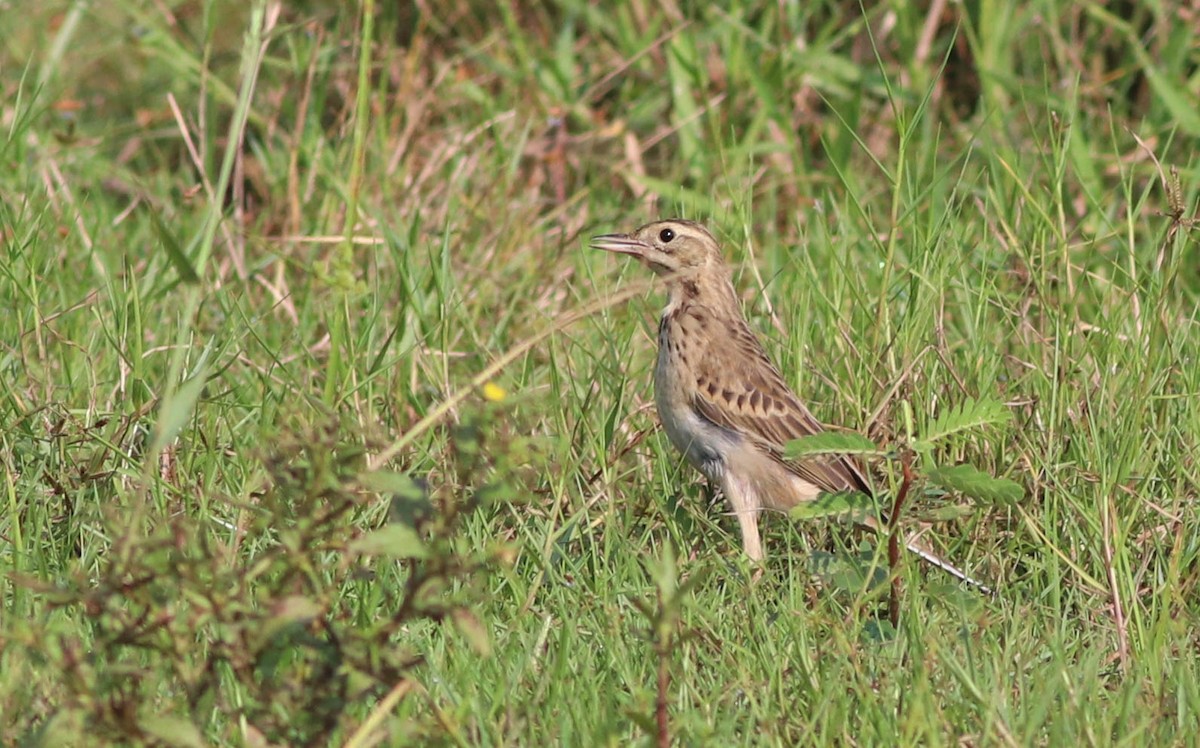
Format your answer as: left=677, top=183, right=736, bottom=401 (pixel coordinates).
left=1140, top=65, right=1200, bottom=137
left=351, top=524, right=428, bottom=559
left=627, top=174, right=720, bottom=215
left=139, top=715, right=205, bottom=748
left=1086, top=5, right=1200, bottom=135
left=451, top=608, right=492, bottom=657
left=626, top=709, right=658, bottom=736
left=789, top=490, right=878, bottom=521
left=666, top=35, right=702, bottom=166
left=923, top=398, right=1011, bottom=444
left=913, top=504, right=978, bottom=523
left=808, top=548, right=888, bottom=594
left=270, top=595, right=323, bottom=624
left=784, top=431, right=884, bottom=460
left=927, top=463, right=1024, bottom=505
left=151, top=365, right=207, bottom=453
left=364, top=471, right=434, bottom=528
left=362, top=471, right=424, bottom=496
left=255, top=596, right=325, bottom=650
left=862, top=619, right=898, bottom=642
left=148, top=206, right=200, bottom=284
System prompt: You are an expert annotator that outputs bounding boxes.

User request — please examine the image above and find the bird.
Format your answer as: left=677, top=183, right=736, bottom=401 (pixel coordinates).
left=591, top=218, right=989, bottom=591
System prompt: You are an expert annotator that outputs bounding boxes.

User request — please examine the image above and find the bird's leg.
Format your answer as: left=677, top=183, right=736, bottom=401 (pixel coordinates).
left=721, top=474, right=764, bottom=562
left=703, top=477, right=719, bottom=508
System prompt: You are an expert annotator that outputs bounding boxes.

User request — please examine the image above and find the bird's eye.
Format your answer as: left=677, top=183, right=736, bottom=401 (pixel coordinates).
left=659, top=228, right=676, bottom=243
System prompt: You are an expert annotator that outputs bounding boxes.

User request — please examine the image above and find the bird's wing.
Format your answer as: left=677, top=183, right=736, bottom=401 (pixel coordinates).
left=685, top=311, right=872, bottom=495
left=677, top=303, right=993, bottom=593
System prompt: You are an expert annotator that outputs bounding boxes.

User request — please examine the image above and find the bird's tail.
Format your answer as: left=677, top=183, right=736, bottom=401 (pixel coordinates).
left=902, top=535, right=994, bottom=596
left=860, top=514, right=994, bottom=595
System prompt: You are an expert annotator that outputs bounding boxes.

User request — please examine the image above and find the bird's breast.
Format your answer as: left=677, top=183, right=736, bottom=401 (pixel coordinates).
left=654, top=314, right=737, bottom=481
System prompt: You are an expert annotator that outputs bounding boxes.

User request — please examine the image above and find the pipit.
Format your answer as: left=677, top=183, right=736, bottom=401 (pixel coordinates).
left=592, top=219, right=987, bottom=590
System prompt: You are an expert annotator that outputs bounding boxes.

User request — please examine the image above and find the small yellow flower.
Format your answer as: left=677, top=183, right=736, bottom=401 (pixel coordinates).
left=482, top=382, right=507, bottom=402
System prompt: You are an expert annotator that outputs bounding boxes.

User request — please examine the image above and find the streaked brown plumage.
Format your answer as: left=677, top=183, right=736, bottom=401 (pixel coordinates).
left=593, top=219, right=987, bottom=590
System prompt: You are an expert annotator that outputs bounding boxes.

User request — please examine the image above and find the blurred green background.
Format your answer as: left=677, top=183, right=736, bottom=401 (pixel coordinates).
left=2, top=1, right=1198, bottom=745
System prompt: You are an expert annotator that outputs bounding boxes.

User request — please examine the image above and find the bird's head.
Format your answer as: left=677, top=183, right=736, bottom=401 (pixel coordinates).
left=590, top=219, right=726, bottom=278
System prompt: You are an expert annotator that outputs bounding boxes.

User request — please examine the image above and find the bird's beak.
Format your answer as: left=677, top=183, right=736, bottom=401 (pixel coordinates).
left=590, top=233, right=648, bottom=257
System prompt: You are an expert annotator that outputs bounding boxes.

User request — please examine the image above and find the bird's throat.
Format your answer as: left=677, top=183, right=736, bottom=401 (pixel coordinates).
left=665, top=272, right=739, bottom=317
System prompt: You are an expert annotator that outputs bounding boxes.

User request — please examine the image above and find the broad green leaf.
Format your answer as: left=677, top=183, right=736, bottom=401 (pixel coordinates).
left=270, top=595, right=323, bottom=624
left=363, top=471, right=434, bottom=528
left=626, top=710, right=658, bottom=737
left=139, top=715, right=205, bottom=748
left=151, top=365, right=207, bottom=452
left=862, top=619, right=899, bottom=642
left=451, top=608, right=492, bottom=657
left=923, top=398, right=1011, bottom=444
left=808, top=549, right=888, bottom=594
left=351, top=524, right=427, bottom=559
left=362, top=471, right=425, bottom=497
left=666, top=35, right=702, bottom=166
left=927, top=463, right=1024, bottom=505
left=255, top=596, right=325, bottom=649
left=148, top=206, right=200, bottom=284
left=1140, top=67, right=1200, bottom=137
left=789, top=490, right=878, bottom=521
left=784, top=431, right=884, bottom=460
left=914, top=504, right=978, bottom=523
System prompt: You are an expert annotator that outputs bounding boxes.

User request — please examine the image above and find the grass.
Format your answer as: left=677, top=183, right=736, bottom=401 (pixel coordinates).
left=2, top=0, right=1199, bottom=744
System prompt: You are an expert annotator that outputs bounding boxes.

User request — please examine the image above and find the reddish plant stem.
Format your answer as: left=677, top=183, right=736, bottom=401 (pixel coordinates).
left=657, top=648, right=669, bottom=748
left=888, top=454, right=914, bottom=628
